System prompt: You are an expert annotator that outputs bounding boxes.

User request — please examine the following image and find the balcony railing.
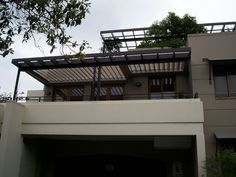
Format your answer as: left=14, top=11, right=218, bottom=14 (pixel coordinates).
left=0, top=97, right=12, bottom=103
left=16, top=92, right=196, bottom=102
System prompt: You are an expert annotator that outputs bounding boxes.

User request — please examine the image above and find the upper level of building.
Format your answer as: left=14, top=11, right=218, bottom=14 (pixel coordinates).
left=11, top=21, right=236, bottom=102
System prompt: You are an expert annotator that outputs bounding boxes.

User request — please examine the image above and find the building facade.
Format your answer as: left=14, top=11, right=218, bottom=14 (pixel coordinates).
left=0, top=22, right=236, bottom=177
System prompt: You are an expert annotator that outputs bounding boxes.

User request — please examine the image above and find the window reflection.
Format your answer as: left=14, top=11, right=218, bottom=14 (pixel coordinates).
left=215, top=76, right=228, bottom=97
left=213, top=64, right=236, bottom=98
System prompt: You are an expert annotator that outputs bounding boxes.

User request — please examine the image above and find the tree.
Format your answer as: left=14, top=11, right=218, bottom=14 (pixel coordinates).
left=205, top=149, right=236, bottom=177
left=138, top=12, right=206, bottom=48
left=100, top=38, right=122, bottom=53
left=0, top=92, right=12, bottom=102
left=0, top=0, right=91, bottom=57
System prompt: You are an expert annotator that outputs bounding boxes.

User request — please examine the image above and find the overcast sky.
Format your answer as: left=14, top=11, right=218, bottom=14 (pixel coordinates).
left=0, top=0, right=236, bottom=96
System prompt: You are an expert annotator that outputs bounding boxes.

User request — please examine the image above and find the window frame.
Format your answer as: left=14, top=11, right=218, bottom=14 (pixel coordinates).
left=213, top=64, right=236, bottom=99
left=149, top=75, right=176, bottom=99
left=54, top=85, right=85, bottom=101
left=94, top=84, right=125, bottom=100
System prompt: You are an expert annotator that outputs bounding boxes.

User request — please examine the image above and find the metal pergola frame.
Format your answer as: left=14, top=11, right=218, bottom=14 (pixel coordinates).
left=12, top=21, right=236, bottom=101
left=100, top=22, right=236, bottom=51
left=12, top=47, right=191, bottom=100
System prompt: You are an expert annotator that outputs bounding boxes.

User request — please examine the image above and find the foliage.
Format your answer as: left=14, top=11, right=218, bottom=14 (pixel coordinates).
left=0, top=92, right=12, bottom=102
left=205, top=149, right=236, bottom=177
left=0, top=0, right=91, bottom=57
left=138, top=12, right=206, bottom=48
left=100, top=39, right=122, bottom=53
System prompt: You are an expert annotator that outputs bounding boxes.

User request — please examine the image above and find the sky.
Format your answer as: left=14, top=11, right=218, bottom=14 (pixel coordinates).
left=0, top=0, right=236, bottom=96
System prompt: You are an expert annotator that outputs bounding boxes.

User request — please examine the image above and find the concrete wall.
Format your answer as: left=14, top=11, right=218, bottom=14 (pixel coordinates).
left=0, top=102, right=38, bottom=177
left=0, top=104, right=4, bottom=135
left=188, top=32, right=236, bottom=157
left=22, top=99, right=203, bottom=130
left=20, top=99, right=205, bottom=177
left=27, top=90, right=46, bottom=102
left=125, top=76, right=149, bottom=99
left=0, top=102, right=24, bottom=177
left=124, top=74, right=191, bottom=99
left=176, top=74, right=191, bottom=96
left=0, top=99, right=206, bottom=177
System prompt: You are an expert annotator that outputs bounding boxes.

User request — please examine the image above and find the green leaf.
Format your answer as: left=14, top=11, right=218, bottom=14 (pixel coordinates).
left=2, top=50, right=9, bottom=57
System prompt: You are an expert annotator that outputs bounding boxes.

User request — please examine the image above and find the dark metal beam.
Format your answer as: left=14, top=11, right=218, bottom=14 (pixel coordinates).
left=14, top=59, right=186, bottom=71
left=25, top=70, right=49, bottom=84
left=13, top=69, right=21, bottom=101
left=96, top=66, right=102, bottom=100
left=118, top=65, right=131, bottom=78
left=13, top=47, right=190, bottom=62
left=91, top=64, right=97, bottom=100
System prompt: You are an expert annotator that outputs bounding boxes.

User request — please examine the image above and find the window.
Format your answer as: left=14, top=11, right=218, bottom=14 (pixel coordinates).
left=95, top=84, right=124, bottom=100
left=213, top=65, right=236, bottom=97
left=149, top=76, right=176, bottom=99
left=54, top=86, right=84, bottom=101
left=217, top=139, right=236, bottom=152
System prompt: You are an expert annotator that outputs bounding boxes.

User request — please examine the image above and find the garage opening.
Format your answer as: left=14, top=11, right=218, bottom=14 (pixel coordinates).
left=21, top=136, right=197, bottom=177
left=54, top=154, right=166, bottom=177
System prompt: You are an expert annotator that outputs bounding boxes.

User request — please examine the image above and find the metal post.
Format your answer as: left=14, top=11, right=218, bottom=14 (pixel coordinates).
left=91, top=63, right=97, bottom=100
left=13, top=69, right=21, bottom=101
left=96, top=66, right=102, bottom=100
left=102, top=43, right=106, bottom=53
left=209, top=61, right=212, bottom=85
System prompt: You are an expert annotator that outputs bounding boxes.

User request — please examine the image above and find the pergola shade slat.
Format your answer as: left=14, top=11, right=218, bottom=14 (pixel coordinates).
left=12, top=48, right=190, bottom=85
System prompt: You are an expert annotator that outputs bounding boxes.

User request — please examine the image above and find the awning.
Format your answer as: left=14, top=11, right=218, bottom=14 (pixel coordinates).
left=215, top=130, right=236, bottom=139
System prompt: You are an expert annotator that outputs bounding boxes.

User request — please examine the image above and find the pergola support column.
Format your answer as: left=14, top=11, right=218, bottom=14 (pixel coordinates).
left=13, top=69, right=21, bottom=101
left=91, top=64, right=97, bottom=100
left=96, top=66, right=102, bottom=100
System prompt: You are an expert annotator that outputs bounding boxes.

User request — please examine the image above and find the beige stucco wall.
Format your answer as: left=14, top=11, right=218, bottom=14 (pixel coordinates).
left=188, top=32, right=236, bottom=157
left=22, top=99, right=203, bottom=126
left=124, top=74, right=190, bottom=99
left=27, top=90, right=45, bottom=97
left=0, top=102, right=24, bottom=177
left=125, top=76, right=149, bottom=99
left=0, top=104, right=4, bottom=134
left=0, top=99, right=206, bottom=177
left=176, top=74, right=191, bottom=96
left=21, top=99, right=205, bottom=177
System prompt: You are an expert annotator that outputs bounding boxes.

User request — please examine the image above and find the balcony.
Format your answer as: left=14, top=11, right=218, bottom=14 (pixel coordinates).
left=21, top=98, right=203, bottom=135
left=19, top=92, right=193, bottom=102
left=12, top=47, right=191, bottom=102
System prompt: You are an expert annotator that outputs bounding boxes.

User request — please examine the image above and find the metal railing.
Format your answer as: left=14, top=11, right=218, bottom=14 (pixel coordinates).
left=15, top=92, right=196, bottom=103
left=0, top=97, right=12, bottom=103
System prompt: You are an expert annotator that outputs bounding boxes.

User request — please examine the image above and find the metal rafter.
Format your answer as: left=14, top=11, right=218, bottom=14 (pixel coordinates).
left=100, top=21, right=236, bottom=51
left=12, top=48, right=191, bottom=85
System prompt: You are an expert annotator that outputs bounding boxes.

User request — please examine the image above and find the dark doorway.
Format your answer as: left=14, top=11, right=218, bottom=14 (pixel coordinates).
left=54, top=154, right=166, bottom=177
